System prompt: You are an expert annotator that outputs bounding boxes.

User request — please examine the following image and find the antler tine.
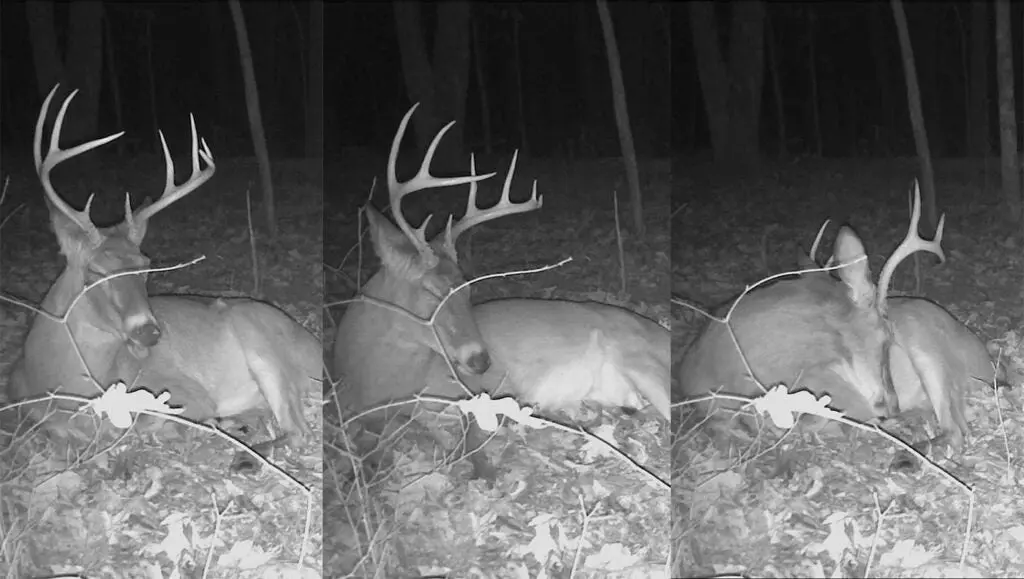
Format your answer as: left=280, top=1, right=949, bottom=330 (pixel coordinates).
left=132, top=113, right=216, bottom=223
left=447, top=150, right=543, bottom=243
left=876, top=180, right=946, bottom=312
left=807, top=219, right=831, bottom=265
left=387, top=104, right=495, bottom=256
left=34, top=85, right=124, bottom=241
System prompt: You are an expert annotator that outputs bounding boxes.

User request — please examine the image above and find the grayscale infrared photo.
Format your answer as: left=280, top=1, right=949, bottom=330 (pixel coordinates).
left=15, top=1, right=1021, bottom=578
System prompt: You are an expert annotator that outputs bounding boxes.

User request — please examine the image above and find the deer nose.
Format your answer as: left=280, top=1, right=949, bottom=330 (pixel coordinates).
left=131, top=322, right=162, bottom=348
left=464, top=350, right=491, bottom=375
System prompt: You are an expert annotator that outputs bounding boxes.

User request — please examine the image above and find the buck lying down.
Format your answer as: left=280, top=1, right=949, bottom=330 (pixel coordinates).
left=679, top=185, right=999, bottom=459
left=424, top=299, right=671, bottom=421
left=135, top=298, right=318, bottom=442
left=4, top=85, right=317, bottom=469
left=333, top=103, right=667, bottom=481
left=678, top=227, right=899, bottom=428
left=10, top=297, right=318, bottom=449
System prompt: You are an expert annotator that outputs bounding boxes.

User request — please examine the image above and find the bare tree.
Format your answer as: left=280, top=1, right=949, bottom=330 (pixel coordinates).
left=596, top=0, right=643, bottom=237
left=995, top=0, right=1020, bottom=220
left=228, top=0, right=277, bottom=238
left=891, top=0, right=938, bottom=233
left=394, top=1, right=471, bottom=168
left=689, top=1, right=765, bottom=167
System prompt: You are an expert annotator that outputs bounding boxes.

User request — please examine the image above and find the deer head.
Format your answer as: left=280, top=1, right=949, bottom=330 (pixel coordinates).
left=354, top=103, right=542, bottom=378
left=33, top=84, right=215, bottom=359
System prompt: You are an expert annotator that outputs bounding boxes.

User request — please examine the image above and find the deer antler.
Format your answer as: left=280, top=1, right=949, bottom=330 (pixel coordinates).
left=35, top=84, right=215, bottom=243
left=387, top=103, right=495, bottom=265
left=446, top=151, right=543, bottom=244
left=808, top=219, right=832, bottom=265
left=128, top=113, right=216, bottom=226
left=875, top=180, right=946, bottom=313
left=34, top=85, right=125, bottom=244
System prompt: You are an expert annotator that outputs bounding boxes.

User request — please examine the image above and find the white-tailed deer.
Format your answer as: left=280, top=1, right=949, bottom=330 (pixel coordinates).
left=422, top=299, right=670, bottom=421
left=6, top=86, right=318, bottom=455
left=334, top=105, right=669, bottom=478
left=803, top=190, right=996, bottom=454
left=680, top=183, right=996, bottom=455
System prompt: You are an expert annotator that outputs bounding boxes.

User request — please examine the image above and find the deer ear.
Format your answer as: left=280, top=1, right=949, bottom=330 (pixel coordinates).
left=49, top=207, right=97, bottom=259
left=833, top=226, right=876, bottom=309
left=366, top=205, right=436, bottom=277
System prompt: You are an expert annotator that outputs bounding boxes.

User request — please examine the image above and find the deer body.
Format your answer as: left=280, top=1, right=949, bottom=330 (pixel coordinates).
left=680, top=190, right=992, bottom=453
left=887, top=296, right=988, bottom=450
left=7, top=85, right=315, bottom=451
left=14, top=296, right=317, bottom=439
left=424, top=299, right=670, bottom=420
left=678, top=228, right=899, bottom=422
left=333, top=104, right=667, bottom=478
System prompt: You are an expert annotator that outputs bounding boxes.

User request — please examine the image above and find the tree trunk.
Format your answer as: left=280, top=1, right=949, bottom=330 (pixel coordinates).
left=26, top=1, right=62, bottom=99
left=689, top=1, right=766, bottom=168
left=393, top=1, right=471, bottom=170
left=967, top=1, right=989, bottom=157
left=228, top=0, right=277, bottom=238
left=596, top=0, right=644, bottom=237
left=307, top=0, right=324, bottom=158
left=27, top=0, right=104, bottom=143
left=66, top=1, right=104, bottom=141
left=251, top=1, right=280, bottom=146
left=995, top=0, right=1020, bottom=220
left=892, top=0, right=939, bottom=234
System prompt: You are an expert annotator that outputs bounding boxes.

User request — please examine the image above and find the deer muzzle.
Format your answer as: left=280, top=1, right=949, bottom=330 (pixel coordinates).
left=465, top=350, right=491, bottom=374
left=131, top=322, right=162, bottom=348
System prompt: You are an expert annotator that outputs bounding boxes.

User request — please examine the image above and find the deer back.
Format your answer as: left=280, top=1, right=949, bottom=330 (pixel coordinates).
left=137, top=297, right=317, bottom=440
left=425, top=299, right=671, bottom=420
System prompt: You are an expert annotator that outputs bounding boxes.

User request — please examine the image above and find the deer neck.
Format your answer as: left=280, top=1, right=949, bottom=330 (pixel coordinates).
left=27, top=265, right=130, bottom=390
